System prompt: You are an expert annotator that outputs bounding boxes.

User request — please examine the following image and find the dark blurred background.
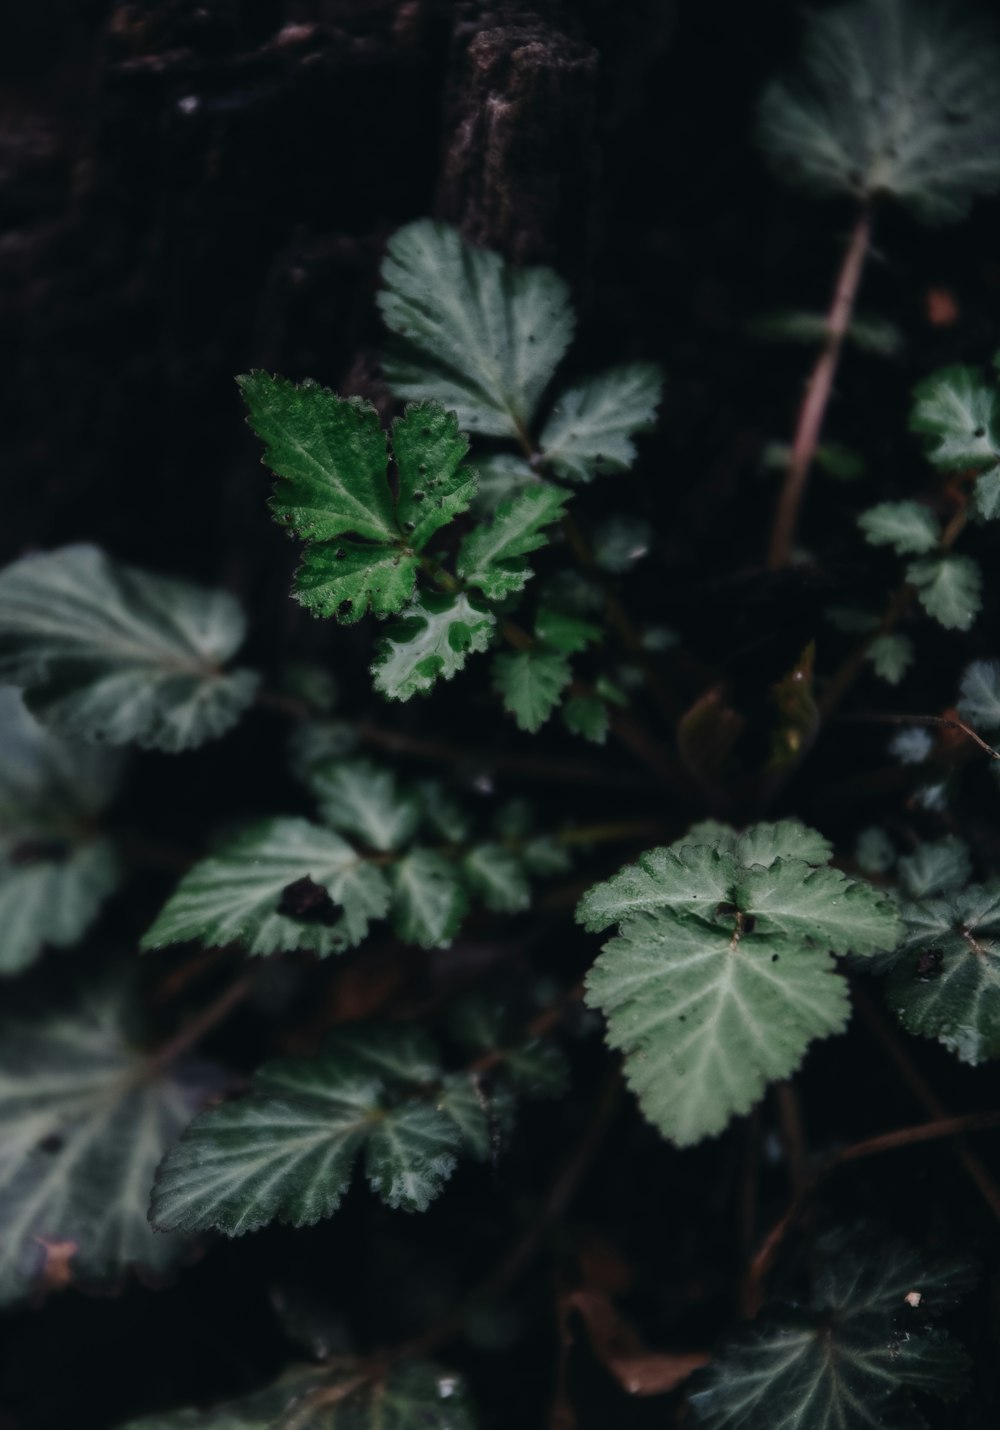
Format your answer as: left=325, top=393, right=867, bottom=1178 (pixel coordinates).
left=4, top=2, right=1000, bottom=1427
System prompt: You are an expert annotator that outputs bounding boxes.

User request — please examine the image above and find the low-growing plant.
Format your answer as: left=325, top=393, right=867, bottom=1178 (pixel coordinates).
left=5, top=1, right=1000, bottom=1426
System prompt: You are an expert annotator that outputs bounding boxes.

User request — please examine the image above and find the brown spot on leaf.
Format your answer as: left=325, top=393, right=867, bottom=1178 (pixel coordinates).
left=34, top=1237, right=78, bottom=1291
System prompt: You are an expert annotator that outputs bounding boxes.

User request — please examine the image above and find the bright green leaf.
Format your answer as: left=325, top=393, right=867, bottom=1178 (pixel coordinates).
left=293, top=542, right=419, bottom=624
left=392, top=403, right=477, bottom=550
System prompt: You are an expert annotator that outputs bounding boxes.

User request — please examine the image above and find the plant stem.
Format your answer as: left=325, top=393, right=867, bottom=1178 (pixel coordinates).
left=767, top=206, right=873, bottom=571
left=744, top=1103, right=1000, bottom=1316
left=839, top=711, right=1000, bottom=762
left=145, top=975, right=255, bottom=1076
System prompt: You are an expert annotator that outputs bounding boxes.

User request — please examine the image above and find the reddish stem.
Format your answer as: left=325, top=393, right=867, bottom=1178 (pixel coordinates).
left=767, top=206, right=873, bottom=570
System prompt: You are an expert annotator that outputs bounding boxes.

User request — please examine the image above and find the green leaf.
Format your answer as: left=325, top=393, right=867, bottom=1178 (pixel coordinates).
left=379, top=220, right=574, bottom=438
left=534, top=606, right=601, bottom=654
left=492, top=649, right=572, bottom=733
left=0, top=689, right=123, bottom=976
left=391, top=850, right=468, bottom=948
left=898, top=838, right=971, bottom=899
left=392, top=403, right=477, bottom=550
left=579, top=829, right=900, bottom=1145
left=241, top=378, right=476, bottom=623
left=562, top=693, right=609, bottom=744
left=856, top=827, right=896, bottom=875
left=141, top=818, right=390, bottom=958
left=151, top=1033, right=460, bottom=1235
left=0, top=545, right=258, bottom=752
left=458, top=486, right=570, bottom=601
left=958, top=659, right=1000, bottom=729
left=0, top=845, right=122, bottom=978
left=471, top=453, right=544, bottom=514
left=911, top=364, right=1000, bottom=473
left=889, top=881, right=1000, bottom=1063
left=293, top=543, right=419, bottom=624
left=0, top=987, right=216, bottom=1306
left=462, top=844, right=531, bottom=913
left=372, top=592, right=496, bottom=701
left=239, top=374, right=397, bottom=543
left=120, top=1361, right=477, bottom=1430
left=690, top=1236, right=972, bottom=1429
left=858, top=501, right=940, bottom=555
left=868, top=633, right=913, bottom=685
left=539, top=363, right=663, bottom=482
left=906, top=554, right=982, bottom=631
left=757, top=0, right=1000, bottom=222
left=308, top=760, right=419, bottom=852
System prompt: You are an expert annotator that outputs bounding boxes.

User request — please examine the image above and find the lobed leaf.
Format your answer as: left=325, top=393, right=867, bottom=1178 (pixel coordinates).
left=906, top=554, right=982, bottom=631
left=458, top=486, right=570, bottom=601
left=690, top=1236, right=972, bottom=1429
left=579, top=827, right=900, bottom=1144
left=0, top=688, right=123, bottom=975
left=757, top=0, right=1000, bottom=222
left=391, top=850, right=468, bottom=948
left=0, top=546, right=258, bottom=752
left=379, top=220, right=574, bottom=438
left=141, top=818, right=390, bottom=958
left=0, top=987, right=217, bottom=1305
left=308, top=760, right=420, bottom=852
left=538, top=363, right=663, bottom=483
left=492, top=649, right=572, bottom=733
left=858, top=501, right=940, bottom=555
left=372, top=592, right=495, bottom=701
left=151, top=1034, right=461, bottom=1235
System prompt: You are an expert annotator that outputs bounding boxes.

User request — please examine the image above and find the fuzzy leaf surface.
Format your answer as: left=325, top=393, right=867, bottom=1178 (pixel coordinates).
left=0, top=546, right=258, bottom=752
left=580, top=828, right=900, bottom=1144
left=0, top=988, right=215, bottom=1305
left=379, top=220, right=573, bottom=438
left=308, top=760, right=420, bottom=852
left=757, top=0, right=1000, bottom=221
left=151, top=1034, right=460, bottom=1235
left=293, top=544, right=419, bottom=624
left=458, top=486, right=570, bottom=601
left=372, top=593, right=495, bottom=701
left=141, top=818, right=390, bottom=958
left=539, top=363, right=663, bottom=482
